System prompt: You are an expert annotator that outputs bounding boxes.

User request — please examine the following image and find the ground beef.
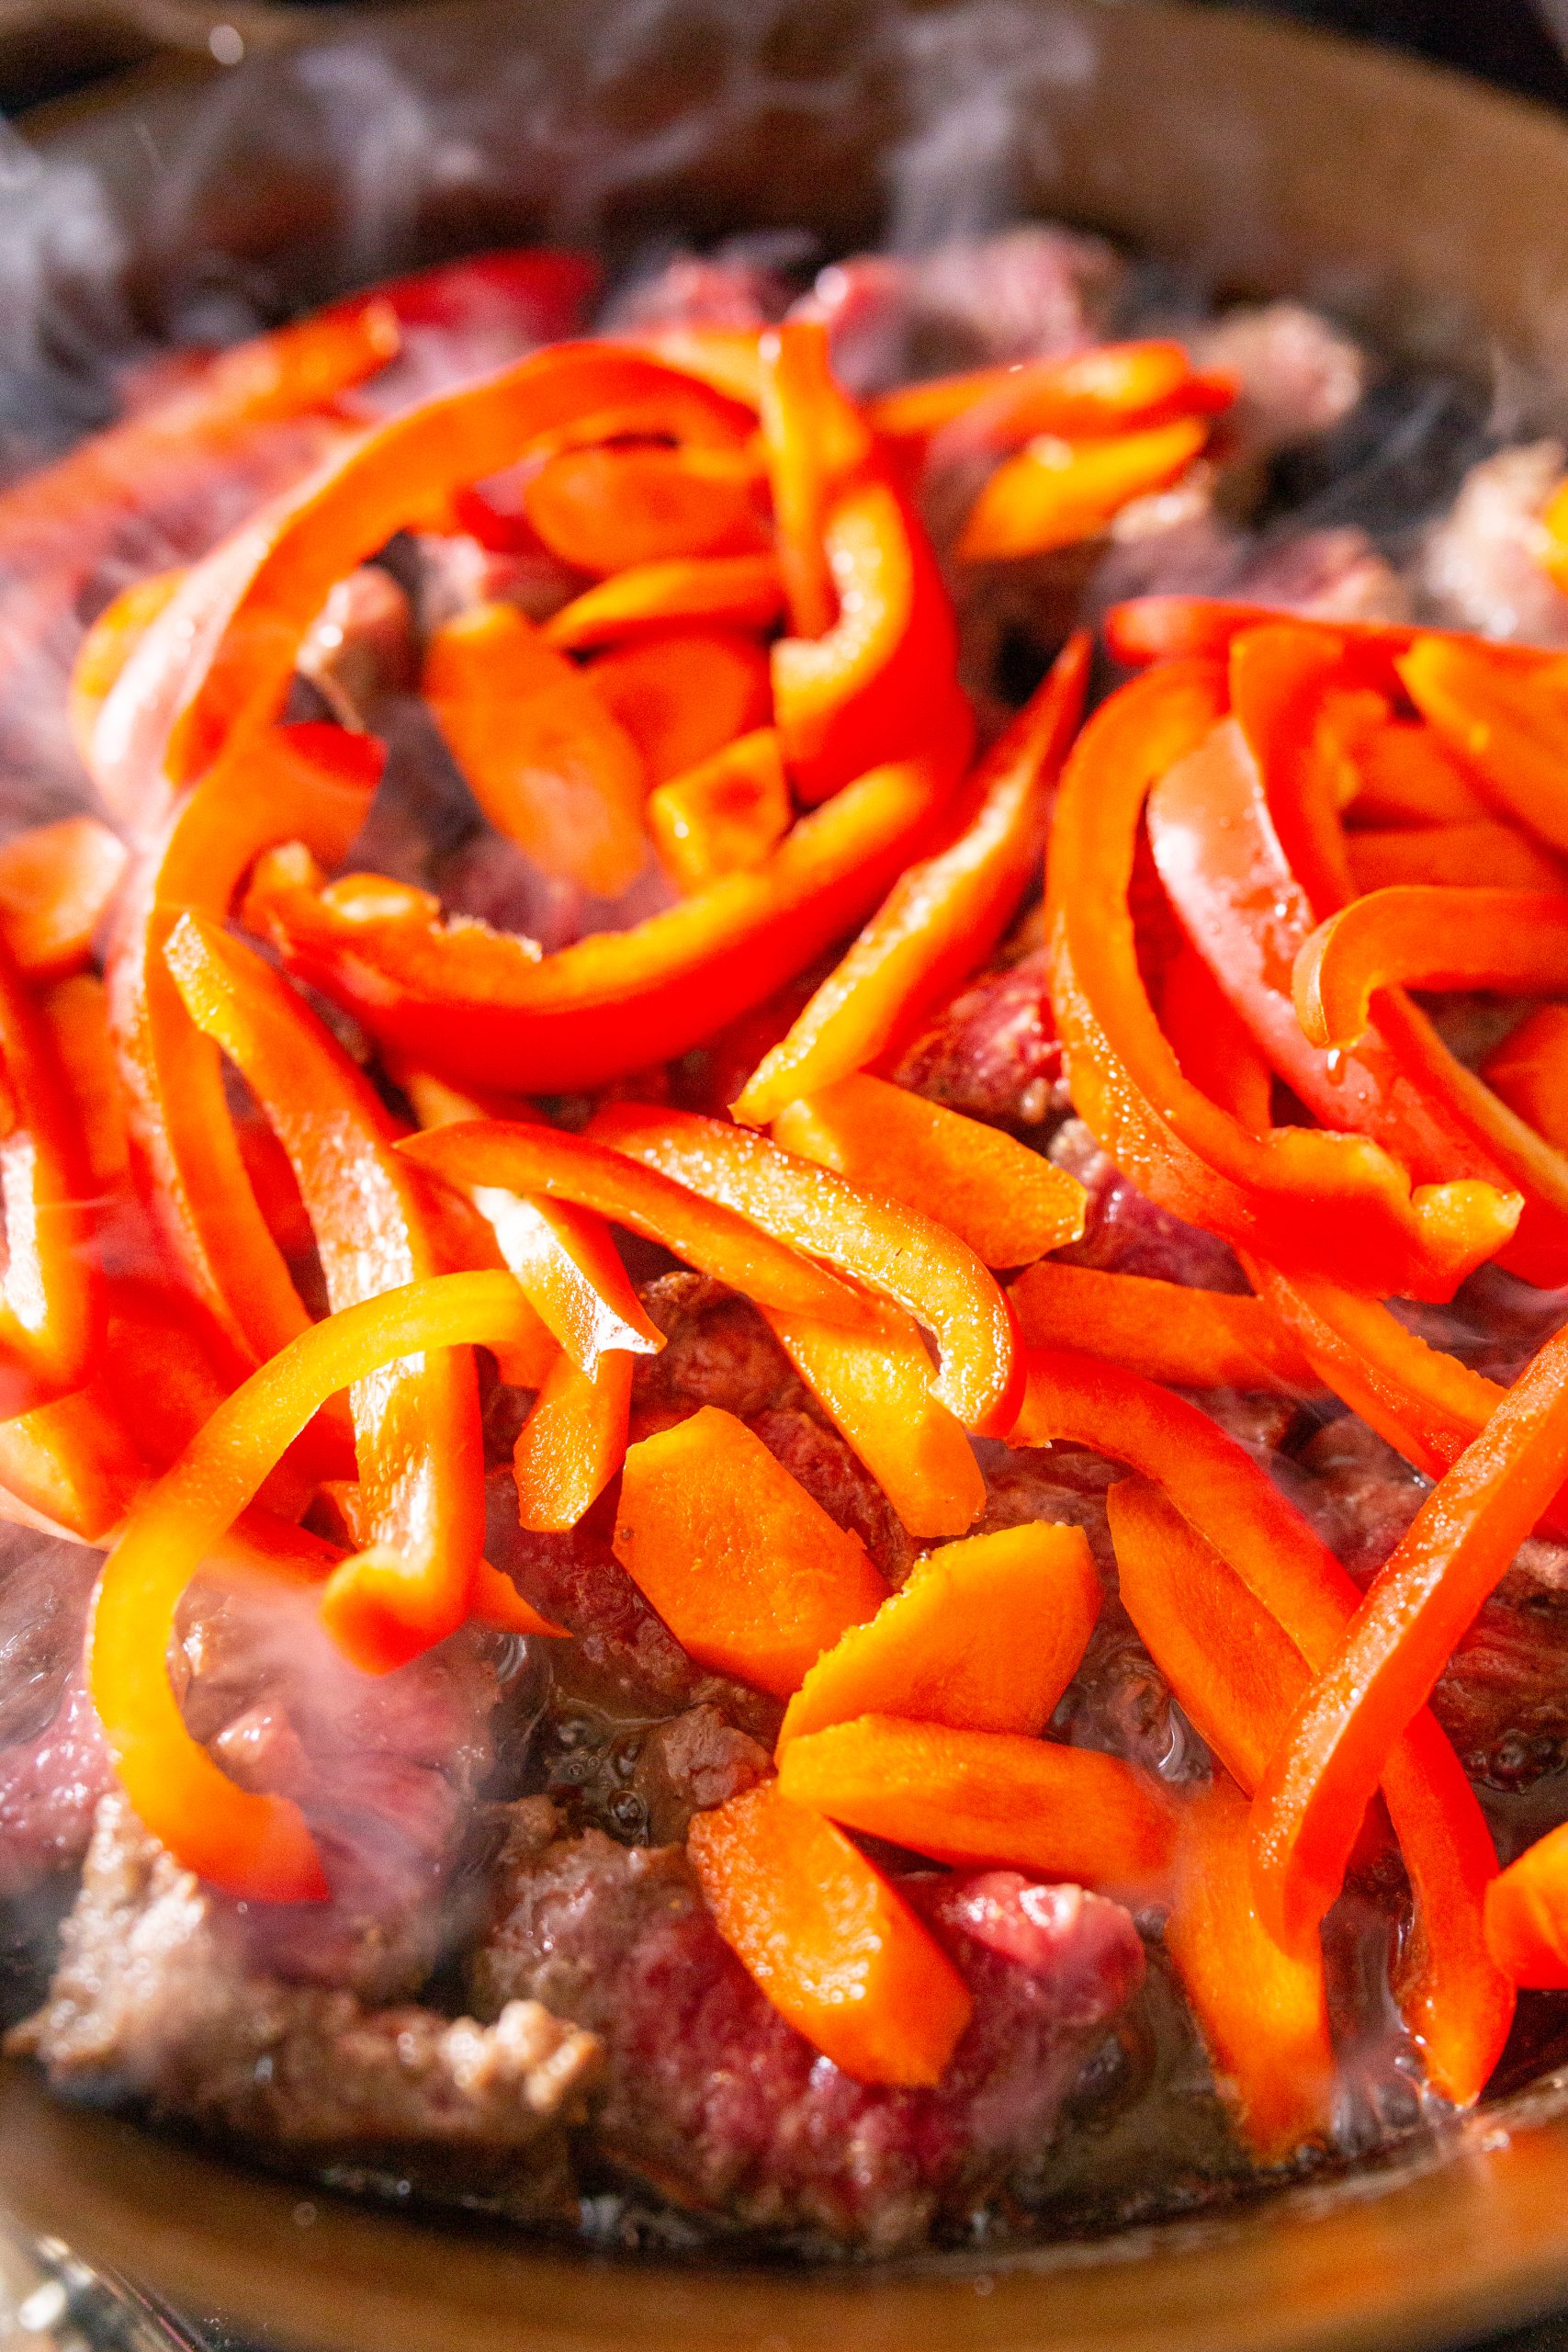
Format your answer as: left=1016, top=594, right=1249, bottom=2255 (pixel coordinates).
left=1230, top=525, right=1412, bottom=624
left=1419, top=443, right=1568, bottom=645
left=893, top=951, right=1066, bottom=1129
left=0, top=1533, right=113, bottom=1898
left=1193, top=300, right=1370, bottom=456
left=602, top=245, right=796, bottom=334
left=1047, top=1119, right=1248, bottom=1292
left=9, top=1796, right=597, bottom=2203
left=748, top=1408, right=915, bottom=1585
left=630, top=1272, right=801, bottom=1433
left=472, top=1804, right=1145, bottom=2251
left=295, top=564, right=415, bottom=732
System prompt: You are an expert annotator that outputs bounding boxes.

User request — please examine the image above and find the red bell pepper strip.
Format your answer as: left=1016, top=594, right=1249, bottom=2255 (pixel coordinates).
left=1010, top=1261, right=1316, bottom=1396
left=0, top=1389, right=143, bottom=1544
left=1045, top=662, right=1507, bottom=1298
left=242, top=726, right=969, bottom=1093
left=637, top=326, right=764, bottom=410
left=1103, top=595, right=1561, bottom=685
left=1348, top=820, right=1568, bottom=894
left=1483, top=1006, right=1568, bottom=1150
left=399, top=1118, right=882, bottom=1334
left=106, top=720, right=381, bottom=1375
left=758, top=319, right=874, bottom=639
left=164, top=911, right=486, bottom=1672
left=40, top=975, right=128, bottom=1190
left=0, top=930, right=101, bottom=1393
left=587, top=626, right=772, bottom=786
left=1339, top=715, right=1494, bottom=829
left=423, top=600, right=649, bottom=897
left=0, top=818, right=128, bottom=981
left=1485, top=1821, right=1568, bottom=1988
left=1400, top=635, right=1568, bottom=855
left=587, top=1103, right=1021, bottom=1435
left=869, top=340, right=1228, bottom=448
left=646, top=728, right=793, bottom=892
left=1250, top=1311, right=1568, bottom=1950
left=519, top=443, right=767, bottom=574
left=543, top=553, right=784, bottom=651
left=70, top=570, right=186, bottom=764
left=958, top=417, right=1210, bottom=564
left=733, top=635, right=1087, bottom=1122
left=1295, top=886, right=1568, bottom=1052
left=89, top=1269, right=556, bottom=1903
left=92, top=341, right=756, bottom=815
left=513, top=1346, right=635, bottom=1533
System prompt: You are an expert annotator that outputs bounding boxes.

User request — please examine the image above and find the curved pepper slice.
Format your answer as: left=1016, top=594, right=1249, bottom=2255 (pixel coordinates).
left=243, top=729, right=968, bottom=1092
left=777, top=1521, right=1100, bottom=1751
left=94, top=342, right=756, bottom=814
left=0, top=1388, right=143, bottom=1544
left=0, top=818, right=128, bottom=982
left=647, top=728, right=792, bottom=892
left=778, top=1713, right=1175, bottom=1894
left=773, top=1073, right=1087, bottom=1270
left=613, top=1405, right=886, bottom=1695
left=1400, top=636, right=1568, bottom=855
left=544, top=553, right=784, bottom=651
left=959, top=417, right=1209, bottom=564
left=41, top=975, right=128, bottom=1189
left=423, top=600, right=649, bottom=897
left=1249, top=1312, right=1568, bottom=1949
left=1103, top=595, right=1560, bottom=685
left=1483, top=1006, right=1568, bottom=1150
left=1045, top=662, right=1506, bottom=1299
left=688, top=1780, right=973, bottom=2088
left=520, top=443, right=767, bottom=574
left=400, top=1118, right=879, bottom=1333
left=88, top=1269, right=554, bottom=1903
left=107, top=720, right=381, bottom=1374
left=513, top=1347, right=635, bottom=1534
left=1348, top=820, right=1567, bottom=895
left=1295, top=886, right=1568, bottom=1051
left=0, top=930, right=101, bottom=1392
left=758, top=319, right=874, bottom=641
left=1010, top=1261, right=1317, bottom=1396
left=869, top=340, right=1222, bottom=448
left=1340, top=716, right=1493, bottom=830
left=69, top=570, right=186, bottom=763
left=586, top=1103, right=1021, bottom=1435
left=737, top=636, right=1087, bottom=1122
left=164, top=912, right=485, bottom=1672
left=1485, top=1822, right=1568, bottom=1988
left=1106, top=1470, right=1513, bottom=2107
left=587, top=626, right=771, bottom=786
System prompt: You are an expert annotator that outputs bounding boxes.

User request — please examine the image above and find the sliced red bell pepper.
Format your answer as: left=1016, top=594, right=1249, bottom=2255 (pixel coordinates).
left=164, top=910, right=485, bottom=1672
left=733, top=634, right=1087, bottom=1122
left=423, top=600, right=649, bottom=897
left=1045, top=661, right=1506, bottom=1298
left=520, top=443, right=767, bottom=574
left=1339, top=715, right=1493, bottom=829
left=40, top=974, right=129, bottom=1189
left=869, top=340, right=1228, bottom=449
left=242, top=726, right=969, bottom=1092
left=758, top=319, right=874, bottom=640
left=1485, top=1820, right=1568, bottom=1988
left=587, top=626, right=772, bottom=786
left=0, top=1388, right=143, bottom=1544
left=637, top=325, right=764, bottom=410
left=1103, top=595, right=1560, bottom=685
left=646, top=728, right=793, bottom=891
left=399, top=1117, right=882, bottom=1334
left=0, top=929, right=101, bottom=1394
left=88, top=1268, right=555, bottom=1903
left=0, top=817, right=129, bottom=983
left=1250, top=1310, right=1568, bottom=1949
left=1010, top=1261, right=1317, bottom=1396
left=1295, top=886, right=1568, bottom=1052
left=106, top=719, right=381, bottom=1375
left=1347, top=820, right=1567, bottom=895
left=543, top=553, right=784, bottom=651
left=587, top=1103, right=1021, bottom=1435
left=69, top=570, right=186, bottom=764
left=1400, top=635, right=1568, bottom=855
left=773, top=1074, right=1087, bottom=1271
left=1483, top=1006, right=1568, bottom=1149
left=959, top=417, right=1210, bottom=564
left=513, top=1346, right=635, bottom=1533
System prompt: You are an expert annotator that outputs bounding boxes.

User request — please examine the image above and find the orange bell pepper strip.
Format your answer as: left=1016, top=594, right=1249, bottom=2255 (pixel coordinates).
left=1485, top=1821, right=1568, bottom=1988
left=398, top=1068, right=660, bottom=1377
left=1483, top=1006, right=1568, bottom=1150
left=758, top=319, right=874, bottom=640
left=0, top=1390, right=143, bottom=1544
left=773, top=1074, right=1086, bottom=1270
left=0, top=817, right=129, bottom=983
left=544, top=553, right=785, bottom=651
left=777, top=1521, right=1100, bottom=1750
left=1400, top=635, right=1568, bottom=855
left=638, top=325, right=764, bottom=410
left=1347, top=820, right=1567, bottom=895
left=1166, top=1779, right=1337, bottom=2164
left=735, top=636, right=1086, bottom=1120
left=1230, top=623, right=1568, bottom=1287
left=164, top=911, right=486, bottom=1672
left=0, top=930, right=100, bottom=1393
left=960, top=417, right=1210, bottom=564
left=1009, top=1261, right=1317, bottom=1396
left=760, top=1291, right=987, bottom=1541
left=1145, top=710, right=1525, bottom=1210
left=89, top=1268, right=556, bottom=1903
left=1295, top=886, right=1568, bottom=1053
left=1250, top=1310, right=1568, bottom=1951
left=1340, top=717, right=1493, bottom=829
left=1107, top=1473, right=1513, bottom=2108
left=646, top=727, right=792, bottom=891
left=107, top=720, right=381, bottom=1374
left=587, top=1102, right=1021, bottom=1435
left=400, top=1117, right=881, bottom=1333
left=92, top=342, right=755, bottom=814
left=687, top=1780, right=973, bottom=2087
left=513, top=1346, right=635, bottom=1533
left=778, top=1714, right=1176, bottom=1894
left=39, top=974, right=128, bottom=1188
left=613, top=1405, right=886, bottom=1695
left=586, top=626, right=772, bottom=786
left=69, top=570, right=186, bottom=763
left=242, top=728, right=969, bottom=1093
left=1103, top=595, right=1560, bottom=685
left=869, top=340, right=1227, bottom=449
left=1045, top=662, right=1509, bottom=1299
left=423, top=601, right=649, bottom=897
left=520, top=443, right=767, bottom=574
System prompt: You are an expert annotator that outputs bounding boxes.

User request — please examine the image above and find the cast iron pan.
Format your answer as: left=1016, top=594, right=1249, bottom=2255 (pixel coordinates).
left=6, top=6, right=1568, bottom=2345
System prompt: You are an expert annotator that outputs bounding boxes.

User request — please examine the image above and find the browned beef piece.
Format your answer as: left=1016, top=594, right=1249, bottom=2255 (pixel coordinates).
left=627, top=1706, right=773, bottom=1844
left=473, top=1805, right=1145, bottom=2251
left=893, top=951, right=1066, bottom=1130
left=9, top=1797, right=597, bottom=2202
left=0, top=1533, right=113, bottom=1899
left=1192, top=301, right=1369, bottom=458
left=296, top=565, right=415, bottom=730
left=1048, top=1119, right=1248, bottom=1292
left=748, top=1408, right=916, bottom=1585
left=630, top=1271, right=802, bottom=1432
left=1419, top=443, right=1568, bottom=647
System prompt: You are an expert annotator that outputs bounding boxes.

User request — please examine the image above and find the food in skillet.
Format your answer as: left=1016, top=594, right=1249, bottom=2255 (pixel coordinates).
left=8, top=228, right=1568, bottom=2252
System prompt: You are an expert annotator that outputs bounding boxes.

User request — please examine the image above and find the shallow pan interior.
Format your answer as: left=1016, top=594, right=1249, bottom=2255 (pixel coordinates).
left=8, top=4, right=1568, bottom=2345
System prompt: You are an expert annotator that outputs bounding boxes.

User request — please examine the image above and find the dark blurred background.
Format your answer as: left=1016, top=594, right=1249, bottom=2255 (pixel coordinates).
left=1218, top=0, right=1568, bottom=103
